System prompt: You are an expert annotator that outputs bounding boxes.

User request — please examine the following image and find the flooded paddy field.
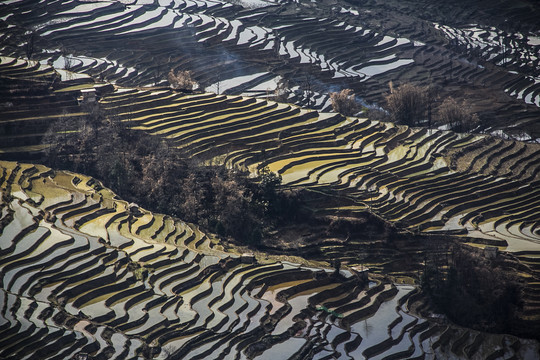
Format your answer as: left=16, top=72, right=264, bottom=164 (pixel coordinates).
left=1, top=0, right=540, bottom=358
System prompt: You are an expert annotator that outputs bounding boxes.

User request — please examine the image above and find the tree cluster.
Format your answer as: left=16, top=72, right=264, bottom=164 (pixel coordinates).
left=41, top=104, right=302, bottom=245
left=422, top=243, right=523, bottom=334
left=383, top=82, right=480, bottom=132
left=438, top=96, right=480, bottom=132
left=385, top=83, right=429, bottom=127
left=330, top=89, right=360, bottom=116
left=167, top=69, right=197, bottom=90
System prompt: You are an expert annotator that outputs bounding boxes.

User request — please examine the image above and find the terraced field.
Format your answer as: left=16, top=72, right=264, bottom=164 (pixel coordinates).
left=0, top=55, right=539, bottom=355
left=2, top=160, right=539, bottom=359
left=97, top=83, right=540, bottom=326
left=1, top=0, right=540, bottom=357
left=95, top=85, right=540, bottom=250
left=1, top=0, right=539, bottom=138
left=2, top=53, right=540, bottom=320
left=3, top=54, right=537, bottom=256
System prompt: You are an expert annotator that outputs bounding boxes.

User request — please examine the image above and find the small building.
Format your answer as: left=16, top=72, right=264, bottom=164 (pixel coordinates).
left=241, top=253, right=256, bottom=264
left=78, top=88, right=96, bottom=104
left=351, top=265, right=369, bottom=282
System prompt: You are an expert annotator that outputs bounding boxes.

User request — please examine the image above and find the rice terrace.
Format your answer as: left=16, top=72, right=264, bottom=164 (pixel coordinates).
left=1, top=0, right=540, bottom=359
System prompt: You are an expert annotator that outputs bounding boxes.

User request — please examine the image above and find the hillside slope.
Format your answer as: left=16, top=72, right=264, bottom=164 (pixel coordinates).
left=1, top=160, right=539, bottom=359
left=1, top=0, right=539, bottom=138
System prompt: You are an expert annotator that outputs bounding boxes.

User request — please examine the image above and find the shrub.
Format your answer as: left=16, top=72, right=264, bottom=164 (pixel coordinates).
left=330, top=89, right=360, bottom=116
left=385, top=83, right=428, bottom=126
left=438, top=97, right=480, bottom=132
left=365, top=106, right=389, bottom=122
left=272, top=79, right=290, bottom=103
left=167, top=69, right=197, bottom=90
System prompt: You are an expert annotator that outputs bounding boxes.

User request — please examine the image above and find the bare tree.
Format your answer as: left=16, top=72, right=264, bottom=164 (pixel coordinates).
left=60, top=44, right=74, bottom=71
left=303, top=70, right=314, bottom=108
left=24, top=32, right=36, bottom=60
left=330, top=89, right=360, bottom=116
left=385, top=83, right=428, bottom=126
left=215, top=72, right=221, bottom=95
left=273, top=78, right=290, bottom=102
left=438, top=97, right=480, bottom=132
left=152, top=58, right=169, bottom=86
left=167, top=69, right=197, bottom=90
